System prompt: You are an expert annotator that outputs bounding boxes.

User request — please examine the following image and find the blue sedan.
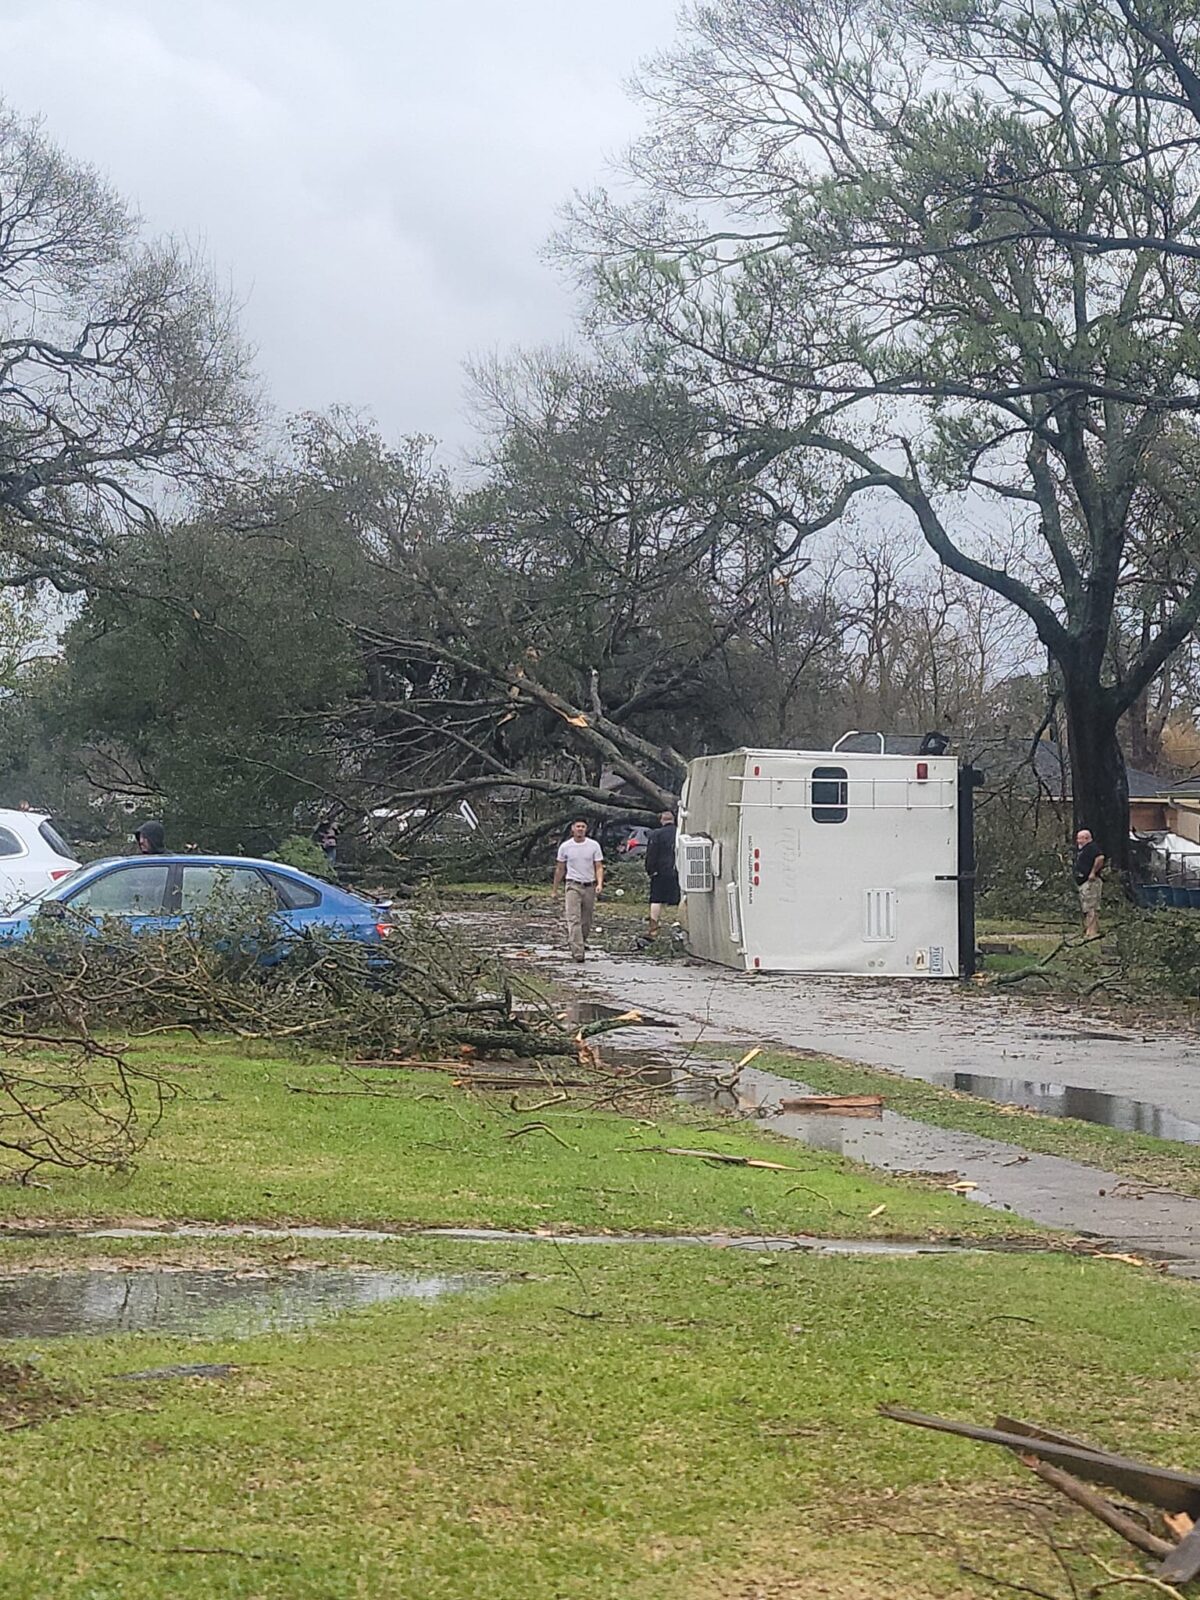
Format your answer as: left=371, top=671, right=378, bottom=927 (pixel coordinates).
left=0, top=854, right=395, bottom=951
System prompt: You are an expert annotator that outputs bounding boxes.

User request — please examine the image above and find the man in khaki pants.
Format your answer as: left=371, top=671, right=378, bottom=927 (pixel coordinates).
left=1073, top=828, right=1105, bottom=940
left=553, top=818, right=605, bottom=962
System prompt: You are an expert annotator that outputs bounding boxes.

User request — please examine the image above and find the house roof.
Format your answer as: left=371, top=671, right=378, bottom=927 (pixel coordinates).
left=833, top=730, right=1070, bottom=793
left=830, top=732, right=1165, bottom=800
left=1126, top=767, right=1168, bottom=798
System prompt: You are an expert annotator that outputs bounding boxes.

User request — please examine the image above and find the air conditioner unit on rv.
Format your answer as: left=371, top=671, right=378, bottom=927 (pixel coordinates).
left=681, top=835, right=716, bottom=893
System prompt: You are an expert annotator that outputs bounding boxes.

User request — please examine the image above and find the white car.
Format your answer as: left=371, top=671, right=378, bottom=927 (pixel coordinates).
left=0, top=810, right=79, bottom=910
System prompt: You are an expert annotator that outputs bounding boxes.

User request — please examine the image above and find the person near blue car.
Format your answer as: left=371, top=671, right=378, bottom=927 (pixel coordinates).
left=134, top=820, right=166, bottom=855
left=312, top=817, right=338, bottom=866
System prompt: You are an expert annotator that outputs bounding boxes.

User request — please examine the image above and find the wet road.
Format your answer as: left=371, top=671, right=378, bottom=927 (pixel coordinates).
left=540, top=939, right=1200, bottom=1271
left=569, top=949, right=1200, bottom=1125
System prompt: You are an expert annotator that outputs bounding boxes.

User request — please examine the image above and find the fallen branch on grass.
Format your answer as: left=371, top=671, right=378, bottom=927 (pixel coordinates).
left=505, top=1122, right=576, bottom=1149
left=1017, top=1455, right=1173, bottom=1560
left=0, top=897, right=647, bottom=1178
left=784, top=1184, right=837, bottom=1211
left=635, top=1145, right=805, bottom=1171
left=1090, top=1555, right=1187, bottom=1598
left=97, top=1534, right=296, bottom=1563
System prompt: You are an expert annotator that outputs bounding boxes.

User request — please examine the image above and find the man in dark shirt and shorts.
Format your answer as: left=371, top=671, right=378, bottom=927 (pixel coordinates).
left=645, top=810, right=680, bottom=938
left=1074, top=828, right=1105, bottom=940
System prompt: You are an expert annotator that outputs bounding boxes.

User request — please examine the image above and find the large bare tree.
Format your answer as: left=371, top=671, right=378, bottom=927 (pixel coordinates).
left=0, top=102, right=255, bottom=592
left=569, top=0, right=1200, bottom=870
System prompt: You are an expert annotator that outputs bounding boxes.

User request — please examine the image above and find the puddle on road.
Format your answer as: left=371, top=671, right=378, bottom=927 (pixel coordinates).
left=561, top=999, right=676, bottom=1029
left=0, top=1268, right=486, bottom=1341
left=928, top=1073, right=1200, bottom=1144
left=672, top=1065, right=980, bottom=1177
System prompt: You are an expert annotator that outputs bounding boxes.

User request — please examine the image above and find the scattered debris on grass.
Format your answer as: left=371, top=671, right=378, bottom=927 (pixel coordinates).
left=635, top=1145, right=806, bottom=1171
left=0, top=1359, right=76, bottom=1432
left=114, top=1364, right=236, bottom=1383
left=881, top=1405, right=1200, bottom=1584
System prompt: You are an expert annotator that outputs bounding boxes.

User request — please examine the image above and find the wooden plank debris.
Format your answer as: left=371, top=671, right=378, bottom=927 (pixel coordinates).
left=1016, top=1455, right=1173, bottom=1559
left=995, top=1414, right=1110, bottom=1453
left=778, top=1094, right=884, bottom=1114
left=879, top=1406, right=1200, bottom=1516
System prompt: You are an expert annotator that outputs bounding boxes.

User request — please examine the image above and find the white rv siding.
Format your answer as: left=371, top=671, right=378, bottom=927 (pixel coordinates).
left=680, top=748, right=960, bottom=977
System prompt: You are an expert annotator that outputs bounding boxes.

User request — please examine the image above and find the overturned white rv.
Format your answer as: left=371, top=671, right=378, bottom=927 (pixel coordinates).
left=677, top=746, right=977, bottom=977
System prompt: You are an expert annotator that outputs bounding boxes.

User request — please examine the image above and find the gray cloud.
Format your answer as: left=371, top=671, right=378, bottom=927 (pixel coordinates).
left=0, top=0, right=680, bottom=453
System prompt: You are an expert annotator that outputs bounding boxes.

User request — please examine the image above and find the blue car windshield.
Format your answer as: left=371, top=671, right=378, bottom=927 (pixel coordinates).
left=4, top=866, right=91, bottom=917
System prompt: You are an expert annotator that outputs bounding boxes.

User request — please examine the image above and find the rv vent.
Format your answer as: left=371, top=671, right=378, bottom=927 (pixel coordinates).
left=681, top=837, right=715, bottom=894
left=864, top=888, right=896, bottom=942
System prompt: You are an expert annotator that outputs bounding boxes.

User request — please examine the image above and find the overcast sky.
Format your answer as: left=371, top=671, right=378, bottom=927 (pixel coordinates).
left=0, top=0, right=682, bottom=454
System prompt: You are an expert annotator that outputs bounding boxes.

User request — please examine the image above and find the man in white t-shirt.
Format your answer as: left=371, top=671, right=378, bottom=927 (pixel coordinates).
left=553, top=818, right=605, bottom=962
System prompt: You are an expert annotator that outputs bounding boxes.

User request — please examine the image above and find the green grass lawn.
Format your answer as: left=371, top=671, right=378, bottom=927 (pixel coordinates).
left=0, top=1045, right=1032, bottom=1241
left=0, top=1044, right=1196, bottom=1598
left=1, top=1238, right=1198, bottom=1599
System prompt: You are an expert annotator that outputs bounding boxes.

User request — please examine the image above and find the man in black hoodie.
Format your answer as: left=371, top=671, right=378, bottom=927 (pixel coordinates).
left=134, top=820, right=166, bottom=855
left=644, top=809, right=680, bottom=938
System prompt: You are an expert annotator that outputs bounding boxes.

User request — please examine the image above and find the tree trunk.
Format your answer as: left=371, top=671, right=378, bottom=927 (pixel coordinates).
left=1064, top=685, right=1131, bottom=876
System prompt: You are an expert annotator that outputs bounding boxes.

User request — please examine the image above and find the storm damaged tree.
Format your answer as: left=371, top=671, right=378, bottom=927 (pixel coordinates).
left=568, top=0, right=1200, bottom=872
left=0, top=101, right=255, bottom=592
left=300, top=373, right=846, bottom=831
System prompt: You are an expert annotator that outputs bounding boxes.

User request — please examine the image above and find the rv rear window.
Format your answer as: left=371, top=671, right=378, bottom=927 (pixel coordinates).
left=811, top=765, right=848, bottom=824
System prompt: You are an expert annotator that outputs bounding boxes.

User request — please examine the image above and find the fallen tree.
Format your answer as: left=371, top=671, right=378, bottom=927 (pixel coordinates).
left=0, top=901, right=626, bottom=1179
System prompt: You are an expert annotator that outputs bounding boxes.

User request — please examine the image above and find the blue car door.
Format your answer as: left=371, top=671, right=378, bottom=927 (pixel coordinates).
left=59, top=862, right=172, bottom=935
left=163, top=864, right=290, bottom=960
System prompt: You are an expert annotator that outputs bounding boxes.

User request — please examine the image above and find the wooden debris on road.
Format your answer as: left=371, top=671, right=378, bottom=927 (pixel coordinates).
left=778, top=1094, right=883, bottom=1115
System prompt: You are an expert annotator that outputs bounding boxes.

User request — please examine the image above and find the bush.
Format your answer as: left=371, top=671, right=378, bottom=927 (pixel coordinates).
left=1113, top=911, right=1200, bottom=998
left=268, top=833, right=335, bottom=880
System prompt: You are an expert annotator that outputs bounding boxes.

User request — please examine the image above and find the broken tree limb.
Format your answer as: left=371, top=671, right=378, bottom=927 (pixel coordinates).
left=504, top=1122, right=575, bottom=1149
left=878, top=1406, right=1200, bottom=1516
left=1090, top=1555, right=1188, bottom=1598
left=637, top=1146, right=803, bottom=1171
left=454, top=1073, right=593, bottom=1090
left=1016, top=1454, right=1174, bottom=1559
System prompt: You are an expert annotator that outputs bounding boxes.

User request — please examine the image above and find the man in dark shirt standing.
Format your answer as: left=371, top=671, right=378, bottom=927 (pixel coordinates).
left=1074, top=828, right=1105, bottom=940
left=645, top=809, right=680, bottom=939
